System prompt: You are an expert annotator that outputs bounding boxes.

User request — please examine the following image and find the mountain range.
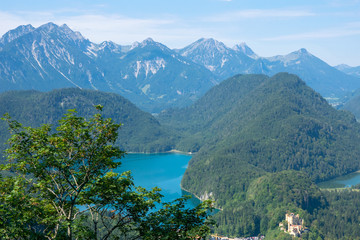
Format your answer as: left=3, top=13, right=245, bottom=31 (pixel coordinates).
left=178, top=38, right=360, bottom=106
left=335, top=64, right=360, bottom=78
left=0, top=23, right=216, bottom=113
left=1, top=22, right=360, bottom=112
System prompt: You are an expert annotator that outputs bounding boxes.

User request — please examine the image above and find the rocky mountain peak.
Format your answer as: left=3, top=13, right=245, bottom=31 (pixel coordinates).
left=181, top=38, right=229, bottom=57
left=36, top=22, right=85, bottom=43
left=130, top=41, right=140, bottom=50
left=38, top=22, right=58, bottom=31
left=99, top=41, right=121, bottom=52
left=233, top=42, right=258, bottom=59
left=142, top=37, right=155, bottom=45
left=130, top=37, right=171, bottom=53
left=296, top=48, right=310, bottom=55
left=335, top=64, right=351, bottom=71
left=59, top=24, right=84, bottom=41
left=268, top=48, right=313, bottom=64
left=0, top=24, right=35, bottom=46
left=140, top=37, right=165, bottom=48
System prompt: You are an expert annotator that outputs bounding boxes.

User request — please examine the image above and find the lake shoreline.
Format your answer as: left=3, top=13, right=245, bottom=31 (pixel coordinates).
left=126, top=149, right=193, bottom=156
left=180, top=185, right=203, bottom=201
left=167, top=149, right=194, bottom=155
left=180, top=185, right=223, bottom=211
left=317, top=169, right=360, bottom=189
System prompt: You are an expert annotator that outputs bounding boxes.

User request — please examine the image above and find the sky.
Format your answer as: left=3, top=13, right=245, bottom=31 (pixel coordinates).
left=1, top=0, right=360, bottom=66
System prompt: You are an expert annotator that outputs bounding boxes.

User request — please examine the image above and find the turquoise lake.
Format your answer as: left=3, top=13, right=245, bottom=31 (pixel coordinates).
left=114, top=153, right=199, bottom=208
left=317, top=171, right=360, bottom=188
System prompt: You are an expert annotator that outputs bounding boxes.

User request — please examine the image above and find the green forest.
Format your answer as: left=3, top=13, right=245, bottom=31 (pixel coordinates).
left=0, top=88, right=177, bottom=162
left=0, top=107, right=214, bottom=239
left=160, top=73, right=360, bottom=238
left=2, top=73, right=360, bottom=239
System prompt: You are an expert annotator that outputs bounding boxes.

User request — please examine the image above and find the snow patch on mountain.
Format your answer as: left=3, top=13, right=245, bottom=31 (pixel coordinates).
left=141, top=84, right=151, bottom=94
left=176, top=58, right=190, bottom=65
left=86, top=70, right=97, bottom=90
left=133, top=58, right=166, bottom=78
left=135, top=61, right=141, bottom=78
left=205, top=65, right=215, bottom=71
left=31, top=40, right=45, bottom=72
left=54, top=67, right=81, bottom=89
left=85, top=43, right=98, bottom=58
left=85, top=41, right=125, bottom=58
left=221, top=57, right=228, bottom=68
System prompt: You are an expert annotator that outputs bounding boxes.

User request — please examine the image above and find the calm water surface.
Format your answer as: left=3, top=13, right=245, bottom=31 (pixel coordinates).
left=317, top=171, right=360, bottom=188
left=114, top=153, right=199, bottom=207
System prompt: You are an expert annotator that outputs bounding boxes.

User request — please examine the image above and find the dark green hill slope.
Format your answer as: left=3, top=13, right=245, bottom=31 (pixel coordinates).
left=159, top=73, right=360, bottom=236
left=213, top=170, right=326, bottom=237
left=342, top=94, right=360, bottom=120
left=159, top=74, right=269, bottom=152
left=0, top=89, right=175, bottom=161
left=162, top=72, right=360, bottom=180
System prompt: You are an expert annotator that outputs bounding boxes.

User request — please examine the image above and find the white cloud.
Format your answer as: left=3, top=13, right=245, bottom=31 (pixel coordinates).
left=204, top=9, right=315, bottom=22
left=0, top=11, right=36, bottom=34
left=0, top=10, right=213, bottom=48
left=59, top=14, right=215, bottom=46
left=263, top=25, right=360, bottom=41
left=61, top=14, right=174, bottom=41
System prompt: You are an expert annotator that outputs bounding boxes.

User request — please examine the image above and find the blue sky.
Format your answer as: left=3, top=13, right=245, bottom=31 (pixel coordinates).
left=1, top=0, right=360, bottom=66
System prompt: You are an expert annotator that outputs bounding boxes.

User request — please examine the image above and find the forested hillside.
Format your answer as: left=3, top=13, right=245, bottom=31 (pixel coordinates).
left=0, top=88, right=176, bottom=162
left=343, top=94, right=360, bottom=120
left=159, top=73, right=360, bottom=237
left=2, top=74, right=360, bottom=238
left=161, top=73, right=360, bottom=182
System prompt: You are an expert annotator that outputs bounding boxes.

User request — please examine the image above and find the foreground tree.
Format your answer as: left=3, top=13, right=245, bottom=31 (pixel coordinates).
left=0, top=106, right=213, bottom=239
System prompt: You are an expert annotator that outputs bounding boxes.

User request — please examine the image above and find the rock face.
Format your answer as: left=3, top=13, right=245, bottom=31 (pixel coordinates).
left=0, top=23, right=217, bottom=113
left=199, top=191, right=214, bottom=201
left=178, top=38, right=255, bottom=79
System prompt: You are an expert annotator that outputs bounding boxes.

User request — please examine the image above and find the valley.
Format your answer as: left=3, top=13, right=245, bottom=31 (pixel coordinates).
left=1, top=23, right=360, bottom=239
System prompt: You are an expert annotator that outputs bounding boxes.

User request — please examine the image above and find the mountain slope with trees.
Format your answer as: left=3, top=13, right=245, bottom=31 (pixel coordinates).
left=159, top=73, right=360, bottom=237
left=342, top=94, right=360, bottom=120
left=0, top=88, right=176, bottom=162
left=0, top=107, right=214, bottom=239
